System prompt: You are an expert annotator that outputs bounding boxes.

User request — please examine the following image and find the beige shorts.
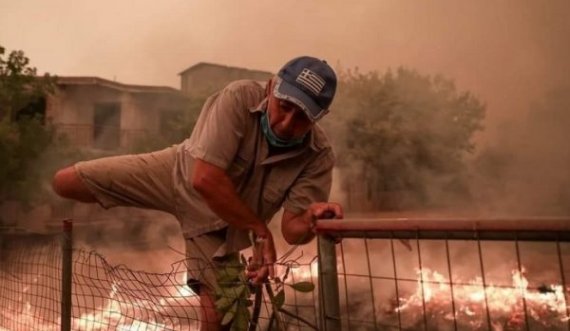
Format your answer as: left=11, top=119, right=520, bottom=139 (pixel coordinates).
left=185, top=229, right=228, bottom=294
left=74, top=146, right=178, bottom=212
left=75, top=146, right=226, bottom=293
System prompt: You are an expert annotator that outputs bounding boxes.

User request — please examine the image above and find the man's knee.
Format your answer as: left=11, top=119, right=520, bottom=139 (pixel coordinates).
left=52, top=166, right=97, bottom=203
left=199, top=288, right=224, bottom=331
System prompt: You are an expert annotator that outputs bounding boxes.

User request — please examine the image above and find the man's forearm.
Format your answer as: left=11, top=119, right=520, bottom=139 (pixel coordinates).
left=281, top=203, right=343, bottom=245
left=281, top=210, right=316, bottom=245
left=192, top=161, right=269, bottom=236
left=282, top=216, right=315, bottom=245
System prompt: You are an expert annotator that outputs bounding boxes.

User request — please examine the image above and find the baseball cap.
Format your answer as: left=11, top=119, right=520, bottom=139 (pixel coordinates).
left=273, top=56, right=337, bottom=122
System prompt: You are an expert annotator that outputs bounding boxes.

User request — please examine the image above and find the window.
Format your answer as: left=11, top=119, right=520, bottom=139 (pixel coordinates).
left=93, top=103, right=121, bottom=150
left=15, top=97, right=46, bottom=124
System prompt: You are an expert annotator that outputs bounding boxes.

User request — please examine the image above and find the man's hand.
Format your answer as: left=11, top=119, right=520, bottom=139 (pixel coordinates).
left=308, top=202, right=344, bottom=243
left=192, top=159, right=278, bottom=283
left=247, top=230, right=276, bottom=284
left=307, top=202, right=344, bottom=225
left=281, top=202, right=343, bottom=245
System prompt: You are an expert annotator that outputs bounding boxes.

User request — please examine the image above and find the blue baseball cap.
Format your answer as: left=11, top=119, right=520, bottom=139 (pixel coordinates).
left=273, top=56, right=337, bottom=122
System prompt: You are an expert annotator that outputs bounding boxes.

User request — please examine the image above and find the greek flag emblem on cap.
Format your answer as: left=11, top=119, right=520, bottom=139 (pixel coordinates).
left=296, top=68, right=326, bottom=96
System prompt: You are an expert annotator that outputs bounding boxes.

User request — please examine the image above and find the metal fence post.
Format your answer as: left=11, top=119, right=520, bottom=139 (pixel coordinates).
left=61, top=219, right=73, bottom=331
left=318, top=235, right=341, bottom=331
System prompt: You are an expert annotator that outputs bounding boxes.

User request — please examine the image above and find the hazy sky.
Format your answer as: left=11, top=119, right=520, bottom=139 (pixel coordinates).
left=1, top=0, right=569, bottom=134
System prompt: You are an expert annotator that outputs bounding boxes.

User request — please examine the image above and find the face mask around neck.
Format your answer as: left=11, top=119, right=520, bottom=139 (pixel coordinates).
left=260, top=111, right=305, bottom=148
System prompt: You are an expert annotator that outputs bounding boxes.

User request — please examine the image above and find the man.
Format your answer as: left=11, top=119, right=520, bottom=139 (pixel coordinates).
left=52, top=56, right=343, bottom=330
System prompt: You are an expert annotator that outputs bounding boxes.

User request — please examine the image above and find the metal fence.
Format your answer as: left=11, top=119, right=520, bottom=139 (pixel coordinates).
left=0, top=220, right=319, bottom=331
left=315, top=218, right=570, bottom=331
left=3, top=218, right=570, bottom=330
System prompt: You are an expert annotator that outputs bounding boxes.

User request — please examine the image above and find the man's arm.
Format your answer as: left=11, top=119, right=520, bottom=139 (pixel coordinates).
left=281, top=202, right=343, bottom=245
left=279, top=142, right=340, bottom=245
left=192, top=159, right=269, bottom=237
left=192, top=158, right=275, bottom=283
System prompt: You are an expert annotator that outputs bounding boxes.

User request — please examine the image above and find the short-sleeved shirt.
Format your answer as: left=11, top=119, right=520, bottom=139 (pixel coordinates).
left=172, top=79, right=335, bottom=254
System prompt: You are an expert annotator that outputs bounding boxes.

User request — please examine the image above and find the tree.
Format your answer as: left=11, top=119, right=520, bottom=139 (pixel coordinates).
left=0, top=46, right=54, bottom=121
left=0, top=45, right=72, bottom=203
left=324, top=67, right=485, bottom=210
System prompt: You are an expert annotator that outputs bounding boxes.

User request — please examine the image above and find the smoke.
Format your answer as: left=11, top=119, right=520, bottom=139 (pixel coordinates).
left=324, top=0, right=570, bottom=216
left=3, top=0, right=570, bottom=304
left=46, top=204, right=183, bottom=272
left=467, top=88, right=570, bottom=216
left=3, top=0, right=569, bottom=218
left=452, top=1, right=570, bottom=216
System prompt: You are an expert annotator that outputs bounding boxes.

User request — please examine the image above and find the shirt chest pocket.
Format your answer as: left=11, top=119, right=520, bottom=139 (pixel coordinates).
left=263, top=183, right=286, bottom=203
left=262, top=185, right=286, bottom=220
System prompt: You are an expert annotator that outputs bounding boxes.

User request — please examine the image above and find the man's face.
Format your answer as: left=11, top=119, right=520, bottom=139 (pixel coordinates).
left=266, top=81, right=314, bottom=141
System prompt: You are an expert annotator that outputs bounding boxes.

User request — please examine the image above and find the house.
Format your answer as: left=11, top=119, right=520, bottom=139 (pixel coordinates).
left=2, top=62, right=275, bottom=232
left=48, top=62, right=274, bottom=150
left=179, top=62, right=273, bottom=97
left=46, top=77, right=191, bottom=151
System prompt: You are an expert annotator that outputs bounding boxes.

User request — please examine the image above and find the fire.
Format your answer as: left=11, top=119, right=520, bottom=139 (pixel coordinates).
left=71, top=278, right=200, bottom=331
left=288, top=260, right=319, bottom=282
left=2, top=275, right=201, bottom=331
left=395, top=267, right=569, bottom=329
left=73, top=282, right=120, bottom=330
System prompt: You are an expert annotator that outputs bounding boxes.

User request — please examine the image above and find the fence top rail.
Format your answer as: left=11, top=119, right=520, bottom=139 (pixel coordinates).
left=315, top=217, right=570, bottom=241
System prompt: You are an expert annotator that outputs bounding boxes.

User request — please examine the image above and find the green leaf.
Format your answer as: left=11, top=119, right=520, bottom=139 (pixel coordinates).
left=230, top=263, right=246, bottom=273
left=221, top=284, right=246, bottom=299
left=221, top=306, right=237, bottom=326
left=214, top=296, right=234, bottom=312
left=221, top=301, right=237, bottom=326
left=288, top=281, right=315, bottom=293
left=217, top=273, right=239, bottom=287
left=238, top=272, right=248, bottom=283
left=217, top=264, right=244, bottom=279
left=272, top=289, right=285, bottom=309
left=231, top=305, right=250, bottom=331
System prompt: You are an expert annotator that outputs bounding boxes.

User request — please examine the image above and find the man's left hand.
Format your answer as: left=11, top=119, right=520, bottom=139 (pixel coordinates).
left=303, top=202, right=344, bottom=234
left=247, top=231, right=276, bottom=284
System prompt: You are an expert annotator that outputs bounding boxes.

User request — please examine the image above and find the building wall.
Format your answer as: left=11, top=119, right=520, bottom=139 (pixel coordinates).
left=181, top=65, right=272, bottom=97
left=2, top=81, right=191, bottom=231
left=47, top=85, right=188, bottom=150
left=48, top=85, right=119, bottom=147
left=121, top=93, right=188, bottom=148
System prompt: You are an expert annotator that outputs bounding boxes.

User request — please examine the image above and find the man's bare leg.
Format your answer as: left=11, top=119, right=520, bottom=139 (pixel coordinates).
left=52, top=166, right=98, bottom=203
left=200, top=289, right=225, bottom=331
left=54, top=166, right=227, bottom=330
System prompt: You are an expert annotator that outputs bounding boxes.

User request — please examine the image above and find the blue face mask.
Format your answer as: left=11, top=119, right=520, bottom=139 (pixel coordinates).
left=260, top=111, right=305, bottom=148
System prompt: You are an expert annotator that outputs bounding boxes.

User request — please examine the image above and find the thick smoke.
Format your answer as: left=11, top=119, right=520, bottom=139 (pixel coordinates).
left=469, top=88, right=570, bottom=216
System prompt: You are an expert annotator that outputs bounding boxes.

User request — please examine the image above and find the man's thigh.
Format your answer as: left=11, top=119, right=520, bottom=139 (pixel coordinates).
left=185, top=230, right=228, bottom=295
left=74, top=146, right=177, bottom=213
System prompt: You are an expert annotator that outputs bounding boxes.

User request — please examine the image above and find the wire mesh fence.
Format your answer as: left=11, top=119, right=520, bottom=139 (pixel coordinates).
left=0, top=233, right=62, bottom=331
left=0, top=222, right=320, bottom=331
left=315, top=218, right=570, bottom=331
left=3, top=218, right=570, bottom=330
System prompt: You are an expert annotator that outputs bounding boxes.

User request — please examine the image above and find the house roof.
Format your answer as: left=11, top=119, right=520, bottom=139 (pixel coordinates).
left=178, top=62, right=273, bottom=77
left=57, top=76, right=186, bottom=95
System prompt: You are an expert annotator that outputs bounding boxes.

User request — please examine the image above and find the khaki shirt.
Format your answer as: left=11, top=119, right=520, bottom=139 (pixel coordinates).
left=173, top=80, right=335, bottom=254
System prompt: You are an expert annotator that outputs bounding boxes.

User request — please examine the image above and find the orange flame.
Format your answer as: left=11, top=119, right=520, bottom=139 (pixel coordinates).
left=3, top=276, right=201, bottom=331
left=396, top=267, right=569, bottom=328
